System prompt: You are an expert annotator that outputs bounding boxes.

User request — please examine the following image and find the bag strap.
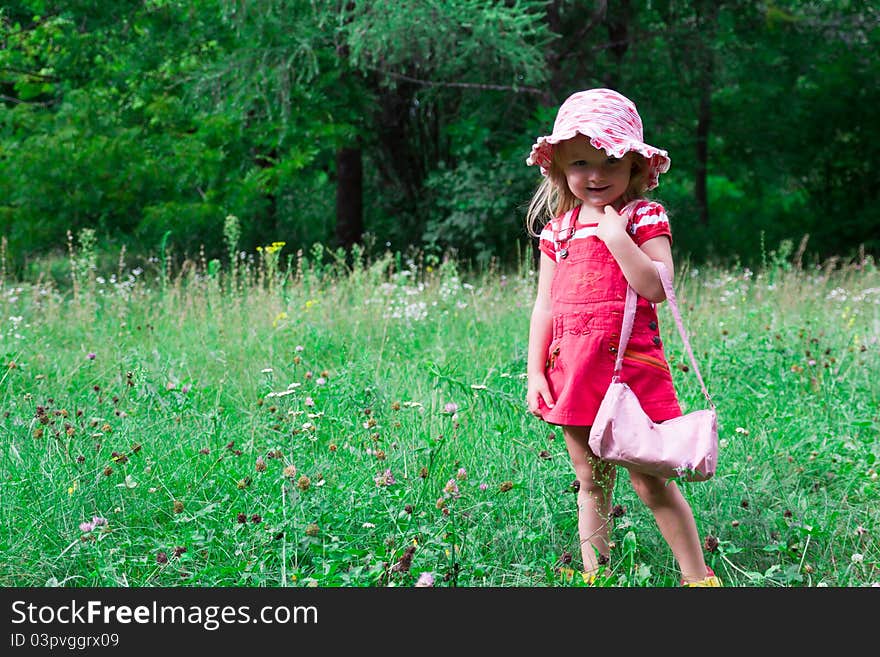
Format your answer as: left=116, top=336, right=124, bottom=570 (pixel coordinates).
left=613, top=261, right=714, bottom=407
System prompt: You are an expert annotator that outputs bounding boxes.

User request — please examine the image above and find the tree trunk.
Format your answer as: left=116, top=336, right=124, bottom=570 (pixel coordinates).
left=604, top=0, right=630, bottom=89
left=335, top=146, right=364, bottom=249
left=693, top=0, right=717, bottom=228
left=695, top=72, right=712, bottom=227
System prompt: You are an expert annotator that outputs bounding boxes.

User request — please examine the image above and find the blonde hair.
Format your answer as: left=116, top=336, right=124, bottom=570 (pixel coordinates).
left=525, top=147, right=650, bottom=238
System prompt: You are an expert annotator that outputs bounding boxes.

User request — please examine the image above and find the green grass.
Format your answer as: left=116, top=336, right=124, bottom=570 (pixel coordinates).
left=1, top=243, right=878, bottom=588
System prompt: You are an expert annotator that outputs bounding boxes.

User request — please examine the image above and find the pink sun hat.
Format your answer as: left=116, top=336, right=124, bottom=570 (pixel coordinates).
left=526, top=88, right=671, bottom=190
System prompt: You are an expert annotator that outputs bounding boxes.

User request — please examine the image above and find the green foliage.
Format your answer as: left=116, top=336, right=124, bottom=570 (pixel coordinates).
left=0, top=0, right=878, bottom=270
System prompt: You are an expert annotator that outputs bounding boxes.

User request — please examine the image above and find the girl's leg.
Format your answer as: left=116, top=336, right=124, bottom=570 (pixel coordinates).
left=562, top=425, right=616, bottom=576
left=627, top=470, right=708, bottom=583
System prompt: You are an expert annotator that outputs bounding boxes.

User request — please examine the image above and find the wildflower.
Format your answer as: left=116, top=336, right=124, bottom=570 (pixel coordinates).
left=375, top=469, right=395, bottom=487
left=415, top=572, right=435, bottom=587
left=87, top=353, right=96, bottom=360
left=456, top=467, right=467, bottom=480
left=362, top=522, right=376, bottom=528
left=610, top=504, right=626, bottom=518
left=251, top=514, right=262, bottom=524
left=173, top=500, right=184, bottom=514
left=315, top=377, right=326, bottom=386
left=255, top=456, right=267, bottom=472
left=499, top=481, right=513, bottom=492
left=295, top=345, right=304, bottom=352
left=297, top=475, right=311, bottom=491
left=444, top=479, right=460, bottom=498
left=479, top=483, right=488, bottom=491
left=92, top=516, right=107, bottom=527
left=283, top=464, right=297, bottom=479
left=851, top=553, right=864, bottom=564
left=79, top=521, right=94, bottom=533
left=181, top=384, right=191, bottom=394
left=305, top=396, right=315, bottom=407
left=261, top=368, right=273, bottom=374
left=305, top=523, right=319, bottom=536
left=173, top=546, right=187, bottom=558
left=735, top=427, right=749, bottom=436
left=156, top=552, right=168, bottom=564
left=236, top=513, right=247, bottom=524
left=443, top=402, right=459, bottom=415
left=704, top=535, right=719, bottom=552
left=390, top=546, right=416, bottom=573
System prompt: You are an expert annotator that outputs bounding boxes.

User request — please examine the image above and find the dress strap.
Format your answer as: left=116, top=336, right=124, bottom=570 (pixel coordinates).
left=612, top=261, right=714, bottom=407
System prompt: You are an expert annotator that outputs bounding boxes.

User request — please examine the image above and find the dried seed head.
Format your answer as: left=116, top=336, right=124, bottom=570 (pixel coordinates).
left=704, top=535, right=719, bottom=552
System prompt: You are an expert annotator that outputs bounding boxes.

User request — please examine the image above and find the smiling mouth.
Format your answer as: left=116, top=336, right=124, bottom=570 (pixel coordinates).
left=586, top=185, right=610, bottom=192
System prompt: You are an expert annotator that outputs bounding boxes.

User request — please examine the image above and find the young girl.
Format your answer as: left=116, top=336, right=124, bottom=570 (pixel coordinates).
left=524, top=88, right=721, bottom=587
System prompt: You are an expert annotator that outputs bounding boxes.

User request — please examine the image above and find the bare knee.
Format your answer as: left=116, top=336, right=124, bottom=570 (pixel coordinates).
left=573, top=460, right=615, bottom=499
left=629, top=471, right=672, bottom=509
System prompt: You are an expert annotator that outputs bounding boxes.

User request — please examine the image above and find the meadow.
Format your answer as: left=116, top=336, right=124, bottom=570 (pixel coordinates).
left=1, top=229, right=878, bottom=587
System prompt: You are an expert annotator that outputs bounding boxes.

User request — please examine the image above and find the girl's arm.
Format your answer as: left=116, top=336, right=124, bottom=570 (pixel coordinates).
left=596, top=205, right=674, bottom=302
left=526, top=251, right=557, bottom=415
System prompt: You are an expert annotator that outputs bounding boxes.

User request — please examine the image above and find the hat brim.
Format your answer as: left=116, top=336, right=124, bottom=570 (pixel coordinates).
left=526, top=128, right=671, bottom=191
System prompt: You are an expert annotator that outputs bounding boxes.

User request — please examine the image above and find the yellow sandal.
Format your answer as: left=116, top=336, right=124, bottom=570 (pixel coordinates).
left=682, top=566, right=723, bottom=587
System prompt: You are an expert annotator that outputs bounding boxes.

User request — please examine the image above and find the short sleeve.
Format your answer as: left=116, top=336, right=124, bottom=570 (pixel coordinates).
left=538, top=224, right=557, bottom=260
left=628, top=201, right=672, bottom=246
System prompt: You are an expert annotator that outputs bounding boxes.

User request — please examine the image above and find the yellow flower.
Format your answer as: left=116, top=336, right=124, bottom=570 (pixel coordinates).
left=273, top=311, right=288, bottom=328
left=68, top=480, right=78, bottom=496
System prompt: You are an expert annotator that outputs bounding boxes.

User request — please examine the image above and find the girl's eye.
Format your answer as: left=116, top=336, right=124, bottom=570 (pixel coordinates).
left=606, top=157, right=622, bottom=165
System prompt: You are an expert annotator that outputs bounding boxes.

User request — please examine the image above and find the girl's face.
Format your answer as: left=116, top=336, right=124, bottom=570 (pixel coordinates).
left=557, top=135, right=634, bottom=211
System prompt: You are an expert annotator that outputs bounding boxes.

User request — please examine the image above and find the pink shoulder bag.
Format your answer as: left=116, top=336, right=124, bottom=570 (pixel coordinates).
left=588, top=261, right=718, bottom=482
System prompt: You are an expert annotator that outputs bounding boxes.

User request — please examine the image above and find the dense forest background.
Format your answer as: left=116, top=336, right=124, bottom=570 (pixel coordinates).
left=1, top=0, right=878, bottom=276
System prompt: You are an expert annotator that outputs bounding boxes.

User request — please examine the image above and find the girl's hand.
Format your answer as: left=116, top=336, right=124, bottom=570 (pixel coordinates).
left=595, top=205, right=629, bottom=246
left=527, top=374, right=555, bottom=417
